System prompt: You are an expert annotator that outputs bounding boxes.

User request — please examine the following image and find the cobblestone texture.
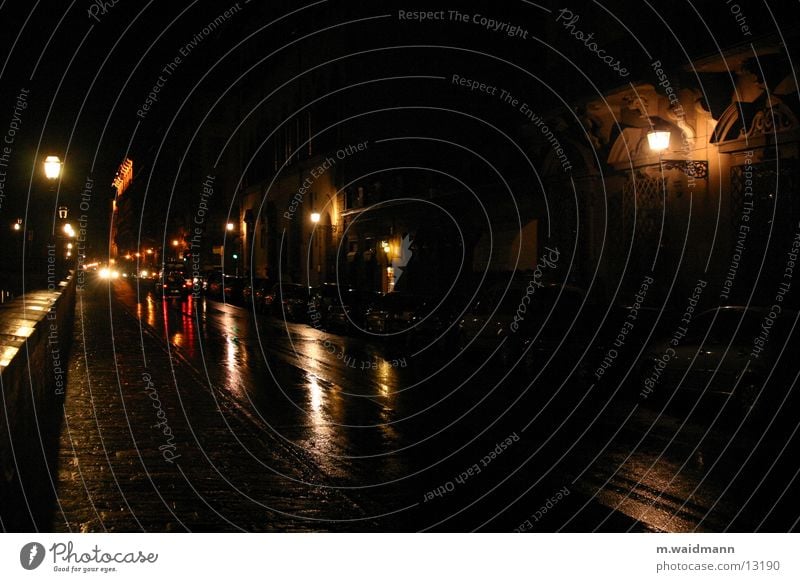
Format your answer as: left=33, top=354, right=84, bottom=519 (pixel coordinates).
left=53, top=286, right=370, bottom=532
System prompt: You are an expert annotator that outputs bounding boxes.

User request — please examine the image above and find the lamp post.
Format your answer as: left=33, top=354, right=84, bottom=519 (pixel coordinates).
left=224, top=223, right=242, bottom=276
left=39, top=155, right=63, bottom=281
left=309, top=210, right=338, bottom=285
left=645, top=125, right=707, bottom=179
left=307, top=189, right=340, bottom=285
left=8, top=220, right=23, bottom=293
left=44, top=156, right=62, bottom=180
left=647, top=130, right=671, bottom=152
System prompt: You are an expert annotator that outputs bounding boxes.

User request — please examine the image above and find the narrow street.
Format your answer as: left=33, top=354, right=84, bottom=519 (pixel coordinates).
left=48, top=276, right=799, bottom=532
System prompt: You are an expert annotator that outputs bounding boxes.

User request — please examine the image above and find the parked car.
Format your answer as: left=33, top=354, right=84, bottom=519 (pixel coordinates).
left=155, top=267, right=191, bottom=299
left=325, top=289, right=383, bottom=333
left=243, top=278, right=272, bottom=311
left=458, top=280, right=590, bottom=371
left=135, top=268, right=157, bottom=293
left=590, top=305, right=673, bottom=391
left=308, top=283, right=341, bottom=323
left=266, top=282, right=310, bottom=321
left=638, top=306, right=797, bottom=424
left=205, top=271, right=246, bottom=304
left=221, top=275, right=247, bottom=304
left=205, top=270, right=224, bottom=298
left=364, top=293, right=432, bottom=335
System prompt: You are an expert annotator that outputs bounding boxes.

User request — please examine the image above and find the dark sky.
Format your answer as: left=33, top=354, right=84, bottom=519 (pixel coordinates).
left=0, top=0, right=797, bottom=256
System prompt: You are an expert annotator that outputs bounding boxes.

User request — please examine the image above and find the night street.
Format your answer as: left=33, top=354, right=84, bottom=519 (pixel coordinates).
left=2, top=5, right=800, bottom=577
left=23, top=275, right=792, bottom=532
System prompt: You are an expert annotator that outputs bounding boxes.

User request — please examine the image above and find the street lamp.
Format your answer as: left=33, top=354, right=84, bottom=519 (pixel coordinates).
left=172, top=239, right=179, bottom=247
left=647, top=130, right=671, bottom=152
left=12, top=219, right=21, bottom=231
left=310, top=212, right=321, bottom=224
left=62, top=223, right=75, bottom=237
left=44, top=155, right=62, bottom=179
left=226, top=222, right=235, bottom=231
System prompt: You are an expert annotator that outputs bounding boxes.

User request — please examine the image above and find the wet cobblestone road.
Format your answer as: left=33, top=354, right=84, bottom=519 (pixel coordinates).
left=53, top=284, right=370, bottom=532
left=45, top=277, right=800, bottom=533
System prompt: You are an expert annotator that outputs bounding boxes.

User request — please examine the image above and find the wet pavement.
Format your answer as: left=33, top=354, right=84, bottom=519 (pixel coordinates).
left=48, top=276, right=800, bottom=531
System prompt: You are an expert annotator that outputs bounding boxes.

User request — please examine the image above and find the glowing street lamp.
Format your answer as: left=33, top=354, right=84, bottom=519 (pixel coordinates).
left=647, top=130, right=671, bottom=152
left=12, top=219, right=22, bottom=231
left=172, top=239, right=179, bottom=247
left=62, top=223, right=75, bottom=237
left=226, top=222, right=235, bottom=231
left=310, top=212, right=321, bottom=224
left=44, top=156, right=62, bottom=179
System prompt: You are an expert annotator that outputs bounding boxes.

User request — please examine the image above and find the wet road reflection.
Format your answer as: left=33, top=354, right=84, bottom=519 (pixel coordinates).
left=110, top=280, right=798, bottom=531
left=124, top=284, right=417, bottom=471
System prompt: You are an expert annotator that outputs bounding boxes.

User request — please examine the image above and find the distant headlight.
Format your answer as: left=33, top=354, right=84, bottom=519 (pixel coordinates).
left=99, top=267, right=111, bottom=279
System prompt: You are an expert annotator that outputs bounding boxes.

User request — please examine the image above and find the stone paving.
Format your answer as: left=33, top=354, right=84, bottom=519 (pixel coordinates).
left=52, top=285, right=370, bottom=532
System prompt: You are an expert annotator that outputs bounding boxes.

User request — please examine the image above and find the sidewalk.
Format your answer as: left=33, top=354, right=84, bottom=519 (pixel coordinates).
left=53, top=284, right=368, bottom=532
